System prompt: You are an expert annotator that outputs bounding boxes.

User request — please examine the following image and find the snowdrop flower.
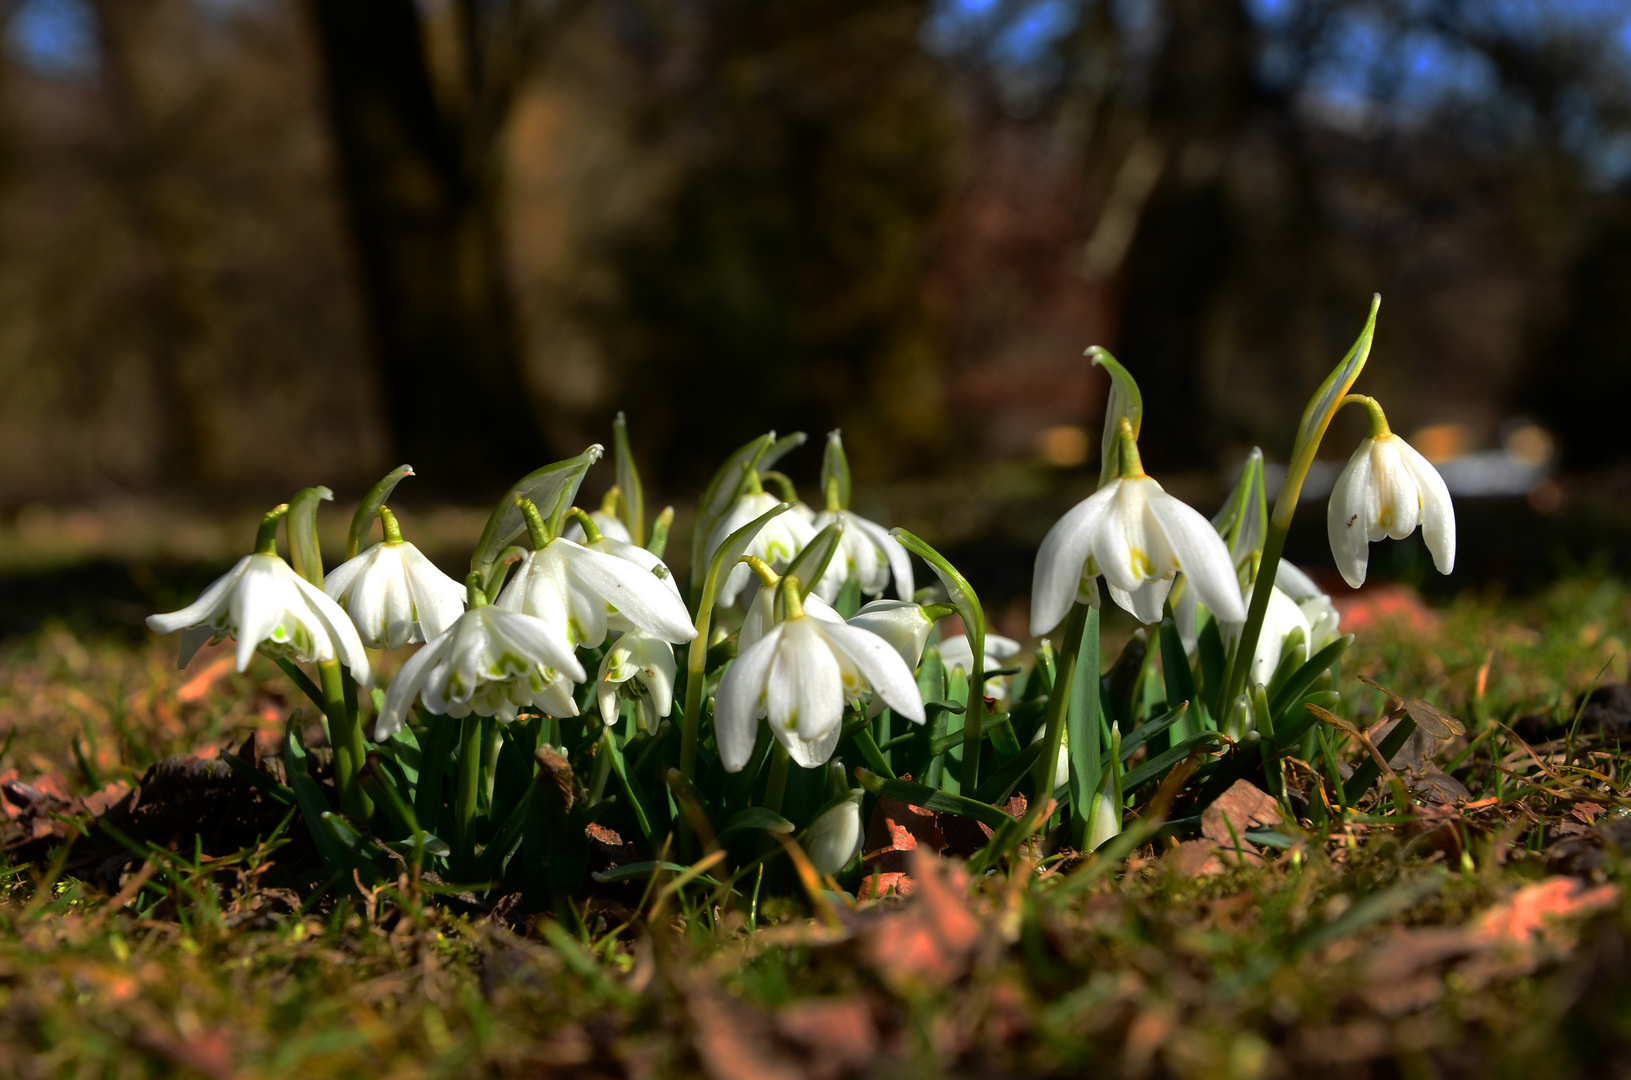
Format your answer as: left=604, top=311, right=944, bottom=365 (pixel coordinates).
left=1031, top=425, right=1245, bottom=633
left=1276, top=561, right=1341, bottom=653
left=940, top=631, right=1024, bottom=705
left=376, top=594, right=586, bottom=737
left=938, top=632, right=1021, bottom=675
left=716, top=581, right=926, bottom=770
left=1327, top=424, right=1455, bottom=589
left=805, top=789, right=864, bottom=876
left=147, top=510, right=371, bottom=685
left=707, top=489, right=815, bottom=607
left=1235, top=586, right=1313, bottom=688
left=847, top=599, right=934, bottom=670
left=596, top=630, right=677, bottom=734
left=496, top=515, right=695, bottom=649
left=810, top=509, right=914, bottom=603
left=323, top=508, right=465, bottom=649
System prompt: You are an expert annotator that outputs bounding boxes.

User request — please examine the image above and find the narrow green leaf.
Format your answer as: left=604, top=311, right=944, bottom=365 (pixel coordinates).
left=716, top=807, right=795, bottom=845
left=287, top=486, right=333, bottom=587
left=1066, top=604, right=1102, bottom=847
left=819, top=429, right=852, bottom=509
left=854, top=769, right=1012, bottom=831
left=1090, top=347, right=1142, bottom=488
left=612, top=411, right=646, bottom=547
left=1120, top=731, right=1223, bottom=792
left=786, top=522, right=843, bottom=599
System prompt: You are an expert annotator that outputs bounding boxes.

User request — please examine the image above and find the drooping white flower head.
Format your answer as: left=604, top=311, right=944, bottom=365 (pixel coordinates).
left=847, top=599, right=934, bottom=670
left=940, top=631, right=1024, bottom=706
left=1031, top=474, right=1246, bottom=634
left=323, top=515, right=466, bottom=649
left=596, top=630, right=677, bottom=735
left=937, top=632, right=1022, bottom=675
left=707, top=490, right=815, bottom=607
left=805, top=789, right=864, bottom=877
left=1275, top=561, right=1341, bottom=653
left=376, top=602, right=586, bottom=737
left=148, top=551, right=372, bottom=686
left=716, top=586, right=926, bottom=771
left=810, top=509, right=914, bottom=603
left=496, top=536, right=695, bottom=650
left=1326, top=431, right=1454, bottom=589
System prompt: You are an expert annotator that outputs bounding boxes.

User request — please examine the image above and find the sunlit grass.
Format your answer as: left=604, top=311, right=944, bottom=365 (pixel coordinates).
left=0, top=575, right=1624, bottom=1077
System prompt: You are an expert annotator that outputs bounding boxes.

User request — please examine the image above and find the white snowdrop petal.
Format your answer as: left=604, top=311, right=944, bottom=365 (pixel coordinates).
left=821, top=621, right=926, bottom=724
left=1150, top=491, right=1246, bottom=623
left=398, top=543, right=467, bottom=640
left=1371, top=438, right=1421, bottom=541
left=769, top=620, right=845, bottom=741
left=1030, top=483, right=1118, bottom=636
left=717, top=629, right=780, bottom=772
left=147, top=555, right=252, bottom=638
left=1327, top=439, right=1375, bottom=588
left=1395, top=436, right=1457, bottom=576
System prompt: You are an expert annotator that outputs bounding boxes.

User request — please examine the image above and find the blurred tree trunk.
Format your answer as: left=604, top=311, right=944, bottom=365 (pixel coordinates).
left=305, top=0, right=538, bottom=489
left=88, top=0, right=213, bottom=486
left=1113, top=0, right=1255, bottom=469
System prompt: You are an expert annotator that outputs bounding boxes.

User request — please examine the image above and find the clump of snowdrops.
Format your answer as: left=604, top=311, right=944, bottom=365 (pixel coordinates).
left=147, top=297, right=1456, bottom=908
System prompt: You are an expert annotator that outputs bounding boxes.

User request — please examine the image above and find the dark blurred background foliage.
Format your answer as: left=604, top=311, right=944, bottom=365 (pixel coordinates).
left=0, top=0, right=1628, bottom=501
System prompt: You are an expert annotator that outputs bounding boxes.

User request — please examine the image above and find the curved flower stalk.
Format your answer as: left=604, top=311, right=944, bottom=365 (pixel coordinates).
left=565, top=508, right=631, bottom=545
left=1031, top=420, right=1245, bottom=634
left=324, top=507, right=466, bottom=649
left=716, top=577, right=925, bottom=771
left=376, top=583, right=587, bottom=738
left=1326, top=403, right=1456, bottom=588
left=596, top=630, right=677, bottom=734
left=847, top=599, right=936, bottom=670
left=496, top=503, right=696, bottom=650
left=147, top=506, right=371, bottom=686
left=805, top=789, right=864, bottom=877
left=739, top=583, right=843, bottom=654
left=707, top=489, right=816, bottom=608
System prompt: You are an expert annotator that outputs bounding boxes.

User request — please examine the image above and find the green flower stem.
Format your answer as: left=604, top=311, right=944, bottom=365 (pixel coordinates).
left=1222, top=301, right=1380, bottom=711
left=319, top=659, right=371, bottom=819
left=565, top=506, right=603, bottom=544
left=518, top=498, right=551, bottom=547
left=762, top=742, right=791, bottom=816
left=453, top=714, right=484, bottom=880
left=1340, top=394, right=1391, bottom=438
left=740, top=556, right=781, bottom=589
left=254, top=504, right=290, bottom=555
left=759, top=470, right=799, bottom=503
left=378, top=505, right=404, bottom=543
left=1031, top=600, right=1089, bottom=818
